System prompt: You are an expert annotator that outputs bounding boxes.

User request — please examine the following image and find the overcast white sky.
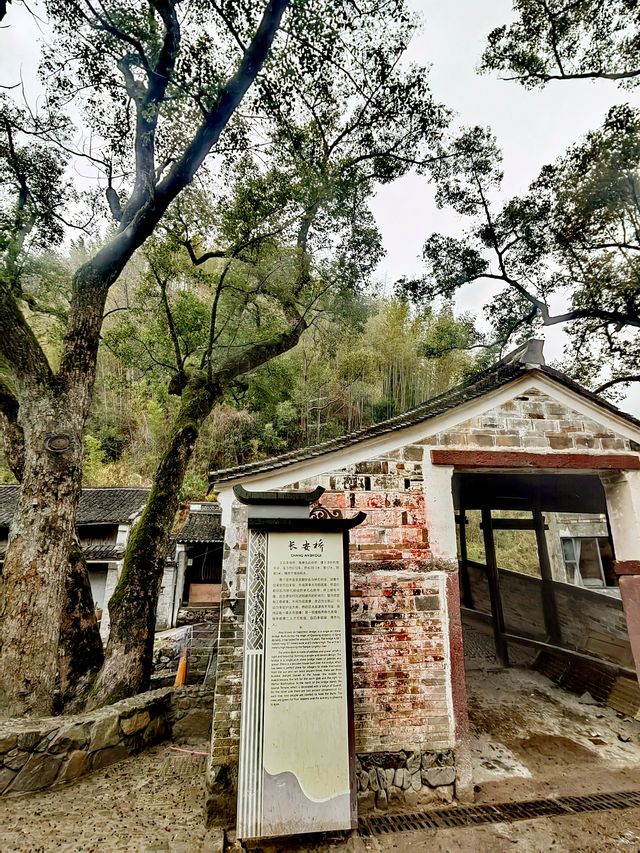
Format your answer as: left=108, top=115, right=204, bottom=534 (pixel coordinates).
left=5, top=1, right=640, bottom=413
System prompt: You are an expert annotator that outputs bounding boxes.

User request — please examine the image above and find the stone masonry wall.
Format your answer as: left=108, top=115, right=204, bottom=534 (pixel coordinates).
left=0, top=688, right=172, bottom=796
left=356, top=748, right=455, bottom=812
left=428, top=387, right=637, bottom=452
left=209, top=501, right=247, bottom=772
left=170, top=684, right=216, bottom=742
left=0, top=686, right=214, bottom=797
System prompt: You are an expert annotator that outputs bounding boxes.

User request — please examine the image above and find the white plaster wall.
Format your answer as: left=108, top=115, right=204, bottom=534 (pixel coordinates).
left=602, top=471, right=640, bottom=562
left=156, top=562, right=176, bottom=630
left=87, top=566, right=108, bottom=611
left=172, top=545, right=187, bottom=626
left=422, top=458, right=457, bottom=563
left=99, top=561, right=120, bottom=641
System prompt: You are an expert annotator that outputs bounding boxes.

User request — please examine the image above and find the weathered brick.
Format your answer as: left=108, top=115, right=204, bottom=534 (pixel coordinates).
left=548, top=434, right=573, bottom=450
left=495, top=435, right=521, bottom=447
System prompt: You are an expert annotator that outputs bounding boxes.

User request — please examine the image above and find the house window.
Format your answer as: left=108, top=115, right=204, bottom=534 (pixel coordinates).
left=561, top=537, right=613, bottom=588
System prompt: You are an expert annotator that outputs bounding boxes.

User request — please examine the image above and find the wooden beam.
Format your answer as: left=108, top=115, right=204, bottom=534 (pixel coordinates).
left=481, top=507, right=509, bottom=667
left=501, top=633, right=637, bottom=678
left=614, top=560, right=640, bottom=576
left=533, top=508, right=562, bottom=645
left=431, top=450, right=640, bottom=470
left=480, top=518, right=546, bottom=531
left=461, top=608, right=637, bottom=678
left=457, top=507, right=473, bottom=609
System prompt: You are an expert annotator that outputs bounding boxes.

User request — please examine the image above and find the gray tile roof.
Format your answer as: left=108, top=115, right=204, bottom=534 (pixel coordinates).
left=209, top=340, right=640, bottom=486
left=0, top=542, right=125, bottom=562
left=175, top=510, right=224, bottom=543
left=82, top=544, right=125, bottom=561
left=0, top=486, right=150, bottom=528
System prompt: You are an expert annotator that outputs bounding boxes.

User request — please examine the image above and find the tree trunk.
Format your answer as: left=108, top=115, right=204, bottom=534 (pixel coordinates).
left=0, top=391, right=86, bottom=717
left=88, top=377, right=218, bottom=707
left=0, top=386, right=103, bottom=715
left=57, top=540, right=104, bottom=713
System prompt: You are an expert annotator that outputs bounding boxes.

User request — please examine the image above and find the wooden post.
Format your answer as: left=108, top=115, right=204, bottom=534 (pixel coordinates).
left=533, top=508, right=562, bottom=645
left=457, top=505, right=474, bottom=609
left=481, top=507, right=509, bottom=667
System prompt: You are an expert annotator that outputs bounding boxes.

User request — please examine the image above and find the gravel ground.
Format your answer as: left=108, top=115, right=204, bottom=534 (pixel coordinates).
left=0, top=742, right=210, bottom=852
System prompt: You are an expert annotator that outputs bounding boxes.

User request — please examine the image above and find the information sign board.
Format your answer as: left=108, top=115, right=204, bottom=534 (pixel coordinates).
left=237, top=522, right=356, bottom=839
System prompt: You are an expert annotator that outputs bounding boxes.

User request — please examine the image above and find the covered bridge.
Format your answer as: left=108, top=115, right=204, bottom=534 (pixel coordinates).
left=205, top=339, right=640, bottom=816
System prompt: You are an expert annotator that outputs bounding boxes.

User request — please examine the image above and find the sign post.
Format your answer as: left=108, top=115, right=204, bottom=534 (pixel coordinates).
left=234, top=486, right=364, bottom=840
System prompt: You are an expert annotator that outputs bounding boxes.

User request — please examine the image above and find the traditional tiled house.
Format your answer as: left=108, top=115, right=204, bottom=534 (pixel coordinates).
left=205, top=340, right=640, bottom=821
left=0, top=487, right=224, bottom=638
left=157, top=502, right=224, bottom=629
left=0, top=487, right=150, bottom=640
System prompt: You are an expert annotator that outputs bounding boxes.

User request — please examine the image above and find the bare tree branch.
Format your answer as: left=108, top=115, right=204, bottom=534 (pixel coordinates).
left=594, top=374, right=640, bottom=394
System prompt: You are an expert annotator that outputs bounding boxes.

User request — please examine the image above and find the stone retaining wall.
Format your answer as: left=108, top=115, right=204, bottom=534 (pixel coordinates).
left=0, top=684, right=215, bottom=797
left=170, top=684, right=215, bottom=741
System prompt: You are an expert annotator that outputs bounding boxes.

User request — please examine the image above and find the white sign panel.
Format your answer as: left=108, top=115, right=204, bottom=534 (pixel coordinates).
left=237, top=528, right=353, bottom=839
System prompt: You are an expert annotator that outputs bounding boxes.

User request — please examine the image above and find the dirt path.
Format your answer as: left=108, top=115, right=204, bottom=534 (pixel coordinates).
left=463, top=627, right=640, bottom=805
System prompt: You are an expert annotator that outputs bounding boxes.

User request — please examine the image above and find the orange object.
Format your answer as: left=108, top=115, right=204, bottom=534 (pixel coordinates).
left=174, top=649, right=188, bottom=686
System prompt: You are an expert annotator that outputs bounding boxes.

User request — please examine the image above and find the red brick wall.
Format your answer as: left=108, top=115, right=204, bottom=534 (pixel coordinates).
left=299, top=452, right=455, bottom=753
left=316, top=487, right=429, bottom=563
left=351, top=569, right=452, bottom=752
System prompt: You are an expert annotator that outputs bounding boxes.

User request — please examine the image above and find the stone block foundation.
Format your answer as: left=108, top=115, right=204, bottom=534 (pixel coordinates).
left=356, top=749, right=455, bottom=812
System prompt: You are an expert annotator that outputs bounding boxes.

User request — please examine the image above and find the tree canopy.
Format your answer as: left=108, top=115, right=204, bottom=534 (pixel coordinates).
left=398, top=102, right=640, bottom=392
left=482, top=0, right=640, bottom=87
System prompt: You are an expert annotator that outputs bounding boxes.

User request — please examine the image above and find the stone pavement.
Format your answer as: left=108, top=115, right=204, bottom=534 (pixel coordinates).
left=0, top=741, right=211, bottom=852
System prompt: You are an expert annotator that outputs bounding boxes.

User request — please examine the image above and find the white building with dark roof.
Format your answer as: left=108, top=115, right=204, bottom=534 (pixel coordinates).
left=0, top=486, right=149, bottom=640
left=0, top=487, right=225, bottom=639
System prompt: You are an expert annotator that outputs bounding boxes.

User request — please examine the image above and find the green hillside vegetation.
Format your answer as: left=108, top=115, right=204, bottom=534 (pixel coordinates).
left=463, top=509, right=540, bottom=576
left=89, top=297, right=479, bottom=496
left=0, top=286, right=481, bottom=498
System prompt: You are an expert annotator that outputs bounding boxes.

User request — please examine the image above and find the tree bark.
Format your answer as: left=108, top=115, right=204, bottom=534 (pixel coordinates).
left=0, top=258, right=114, bottom=717
left=57, top=541, right=104, bottom=713
left=0, top=383, right=24, bottom=480
left=0, top=383, right=103, bottom=715
left=88, top=377, right=219, bottom=707
left=0, top=390, right=85, bottom=717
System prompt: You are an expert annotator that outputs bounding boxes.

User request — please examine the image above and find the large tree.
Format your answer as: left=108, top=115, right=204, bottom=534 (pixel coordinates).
left=0, top=101, right=106, bottom=712
left=401, top=107, right=640, bottom=391
left=89, top=12, right=448, bottom=703
left=0, top=0, right=334, bottom=718
left=482, top=0, right=640, bottom=86
left=433, top=0, right=640, bottom=386
left=0, top=0, right=447, bottom=715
